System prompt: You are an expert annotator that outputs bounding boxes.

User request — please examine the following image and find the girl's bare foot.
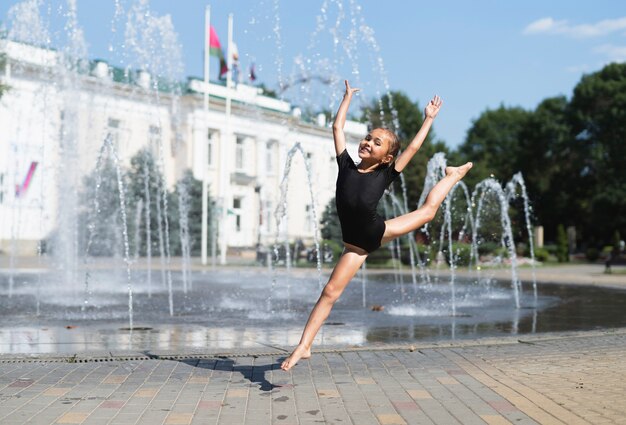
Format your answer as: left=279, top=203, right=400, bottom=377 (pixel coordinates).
left=445, top=162, right=473, bottom=181
left=281, top=344, right=311, bottom=371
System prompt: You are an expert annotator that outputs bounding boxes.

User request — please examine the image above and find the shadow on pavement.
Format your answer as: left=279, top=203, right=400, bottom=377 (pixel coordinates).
left=163, top=356, right=285, bottom=392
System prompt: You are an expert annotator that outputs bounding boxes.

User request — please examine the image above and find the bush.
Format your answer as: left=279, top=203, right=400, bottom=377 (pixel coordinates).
left=400, top=242, right=434, bottom=266
left=367, top=243, right=395, bottom=265
left=612, top=230, right=622, bottom=255
left=476, top=241, right=500, bottom=256
left=322, top=239, right=344, bottom=263
left=556, top=224, right=569, bottom=262
left=585, top=247, right=600, bottom=262
left=494, top=246, right=510, bottom=258
left=534, top=247, right=550, bottom=262
left=544, top=244, right=557, bottom=255
left=440, top=242, right=472, bottom=267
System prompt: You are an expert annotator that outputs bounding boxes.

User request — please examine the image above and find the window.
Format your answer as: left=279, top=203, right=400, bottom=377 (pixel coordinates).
left=58, top=111, right=65, bottom=144
left=107, top=118, right=122, bottom=150
left=305, top=204, right=313, bottom=232
left=207, top=129, right=219, bottom=167
left=0, top=172, right=4, bottom=204
left=264, top=200, right=272, bottom=233
left=148, top=125, right=161, bottom=156
left=108, top=118, right=121, bottom=130
left=232, top=196, right=243, bottom=232
left=266, top=141, right=275, bottom=173
left=235, top=136, right=245, bottom=170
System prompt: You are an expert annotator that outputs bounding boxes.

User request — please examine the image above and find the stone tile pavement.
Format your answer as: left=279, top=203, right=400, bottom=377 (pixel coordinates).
left=1, top=329, right=625, bottom=424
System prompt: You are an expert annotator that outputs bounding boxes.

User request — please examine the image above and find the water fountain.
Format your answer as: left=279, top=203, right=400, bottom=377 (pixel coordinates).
left=1, top=0, right=625, bottom=356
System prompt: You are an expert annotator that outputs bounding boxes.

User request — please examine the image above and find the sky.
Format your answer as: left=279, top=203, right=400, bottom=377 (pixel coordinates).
left=2, top=0, right=626, bottom=149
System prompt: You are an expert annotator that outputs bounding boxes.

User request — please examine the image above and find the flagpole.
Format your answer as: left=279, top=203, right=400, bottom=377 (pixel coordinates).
left=201, top=5, right=210, bottom=266
left=219, top=13, right=233, bottom=265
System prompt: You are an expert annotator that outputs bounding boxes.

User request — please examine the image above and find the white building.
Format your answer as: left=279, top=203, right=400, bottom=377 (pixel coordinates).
left=0, top=39, right=365, bottom=258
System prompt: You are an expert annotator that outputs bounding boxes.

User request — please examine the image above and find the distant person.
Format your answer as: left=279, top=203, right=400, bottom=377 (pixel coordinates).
left=605, top=255, right=612, bottom=274
left=281, top=80, right=472, bottom=370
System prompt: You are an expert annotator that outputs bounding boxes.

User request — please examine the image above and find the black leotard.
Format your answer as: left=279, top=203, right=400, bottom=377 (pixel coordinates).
left=335, top=149, right=401, bottom=252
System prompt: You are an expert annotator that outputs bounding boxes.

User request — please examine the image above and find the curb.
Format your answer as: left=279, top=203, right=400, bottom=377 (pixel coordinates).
left=2, top=327, right=624, bottom=364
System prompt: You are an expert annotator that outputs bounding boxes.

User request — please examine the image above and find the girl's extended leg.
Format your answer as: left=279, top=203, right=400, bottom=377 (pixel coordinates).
left=382, top=162, right=472, bottom=244
left=281, top=245, right=368, bottom=371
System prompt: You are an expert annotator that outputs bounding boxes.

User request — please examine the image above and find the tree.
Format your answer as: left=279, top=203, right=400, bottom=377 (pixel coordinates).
left=125, top=149, right=166, bottom=257
left=0, top=52, right=9, bottom=99
left=167, top=170, right=212, bottom=256
left=457, top=105, right=532, bottom=187
left=556, top=224, right=569, bottom=263
left=457, top=105, right=543, bottom=247
left=361, top=91, right=449, bottom=208
left=518, top=96, right=573, bottom=242
left=567, top=62, right=626, bottom=244
left=78, top=156, right=124, bottom=256
left=320, top=197, right=342, bottom=244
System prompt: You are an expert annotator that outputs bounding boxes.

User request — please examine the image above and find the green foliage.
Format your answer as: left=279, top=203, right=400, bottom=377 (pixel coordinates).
left=534, top=247, right=551, bottom=262
left=256, top=82, right=278, bottom=99
left=126, top=150, right=214, bottom=257
left=457, top=105, right=532, bottom=187
left=0, top=52, right=9, bottom=99
left=320, top=197, right=342, bottom=245
left=452, top=62, right=626, bottom=249
left=322, top=239, right=344, bottom=263
left=79, top=156, right=123, bottom=256
left=167, top=170, right=212, bottom=256
left=476, top=241, right=500, bottom=256
left=445, top=242, right=472, bottom=267
left=517, top=96, right=571, bottom=240
left=366, top=243, right=396, bottom=265
left=125, top=149, right=165, bottom=257
left=556, top=224, right=569, bottom=262
left=602, top=245, right=614, bottom=254
left=585, top=247, right=599, bottom=262
left=566, top=63, right=626, bottom=245
left=612, top=230, right=622, bottom=255
left=75, top=148, right=213, bottom=258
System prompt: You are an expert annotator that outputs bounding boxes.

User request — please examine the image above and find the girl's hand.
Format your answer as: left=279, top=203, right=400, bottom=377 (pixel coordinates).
left=344, top=80, right=360, bottom=97
left=424, top=95, right=443, bottom=119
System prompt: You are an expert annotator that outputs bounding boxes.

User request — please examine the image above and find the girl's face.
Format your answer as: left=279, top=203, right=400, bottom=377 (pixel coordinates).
left=358, top=128, right=393, bottom=164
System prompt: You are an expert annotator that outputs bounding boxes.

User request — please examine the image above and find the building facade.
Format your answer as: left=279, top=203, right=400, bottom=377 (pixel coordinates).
left=0, top=40, right=365, bottom=258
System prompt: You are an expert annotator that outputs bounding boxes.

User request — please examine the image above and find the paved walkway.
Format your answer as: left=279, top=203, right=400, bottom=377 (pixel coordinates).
left=1, top=329, right=626, bottom=424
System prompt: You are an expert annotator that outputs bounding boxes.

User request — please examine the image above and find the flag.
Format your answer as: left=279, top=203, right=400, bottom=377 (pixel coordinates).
left=209, top=25, right=227, bottom=79
left=249, top=63, right=256, bottom=82
left=15, top=161, right=38, bottom=198
left=230, top=42, right=240, bottom=83
left=231, top=42, right=239, bottom=63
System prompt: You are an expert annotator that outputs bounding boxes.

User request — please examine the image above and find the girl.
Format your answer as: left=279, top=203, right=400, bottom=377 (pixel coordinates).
left=281, top=80, right=472, bottom=371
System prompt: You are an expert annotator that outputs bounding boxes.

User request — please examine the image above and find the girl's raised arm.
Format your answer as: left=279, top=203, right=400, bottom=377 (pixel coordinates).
left=333, top=80, right=360, bottom=156
left=393, top=95, right=443, bottom=173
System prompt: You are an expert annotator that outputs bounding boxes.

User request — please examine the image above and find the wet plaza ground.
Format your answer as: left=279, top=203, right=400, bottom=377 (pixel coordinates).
left=0, top=262, right=625, bottom=424
left=1, top=262, right=626, bottom=355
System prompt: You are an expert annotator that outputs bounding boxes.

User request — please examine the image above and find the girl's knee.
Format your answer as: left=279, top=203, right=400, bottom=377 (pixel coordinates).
left=321, top=283, right=342, bottom=303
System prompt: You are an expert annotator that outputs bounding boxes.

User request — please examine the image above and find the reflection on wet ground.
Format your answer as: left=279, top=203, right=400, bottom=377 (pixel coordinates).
left=1, top=269, right=625, bottom=354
